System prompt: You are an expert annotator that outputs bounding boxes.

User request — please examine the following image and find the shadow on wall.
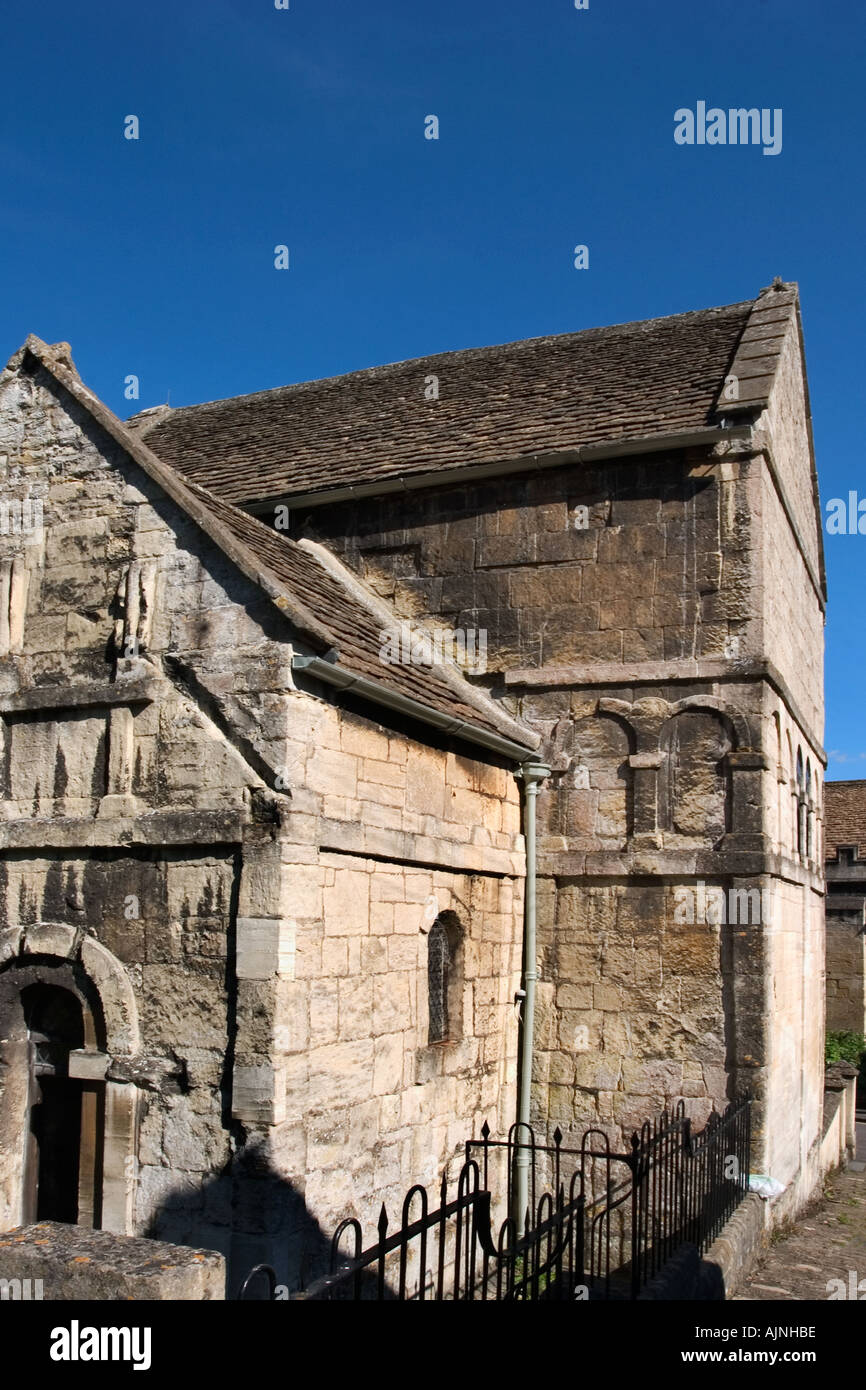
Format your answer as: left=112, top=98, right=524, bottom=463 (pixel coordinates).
left=148, top=1154, right=734, bottom=1302
left=147, top=1147, right=340, bottom=1300
left=636, top=1242, right=726, bottom=1301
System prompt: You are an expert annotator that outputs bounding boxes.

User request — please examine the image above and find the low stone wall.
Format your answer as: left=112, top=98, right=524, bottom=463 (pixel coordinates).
left=636, top=1193, right=767, bottom=1300
left=0, top=1222, right=224, bottom=1300
left=820, top=1064, right=858, bottom=1174
left=701, top=1192, right=768, bottom=1297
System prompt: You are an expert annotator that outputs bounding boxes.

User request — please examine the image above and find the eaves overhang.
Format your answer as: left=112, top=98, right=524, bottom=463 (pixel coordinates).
left=245, top=424, right=755, bottom=516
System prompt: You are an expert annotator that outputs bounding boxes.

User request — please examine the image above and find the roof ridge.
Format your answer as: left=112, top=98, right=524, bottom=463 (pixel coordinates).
left=133, top=297, right=757, bottom=423
left=126, top=285, right=777, bottom=509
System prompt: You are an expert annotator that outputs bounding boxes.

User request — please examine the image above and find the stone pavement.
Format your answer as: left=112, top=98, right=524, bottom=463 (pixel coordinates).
left=733, top=1119, right=866, bottom=1301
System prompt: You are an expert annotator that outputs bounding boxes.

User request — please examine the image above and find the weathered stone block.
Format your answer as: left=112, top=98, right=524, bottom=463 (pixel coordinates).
left=372, top=1033, right=404, bottom=1096
left=0, top=1222, right=224, bottom=1300
left=236, top=917, right=296, bottom=980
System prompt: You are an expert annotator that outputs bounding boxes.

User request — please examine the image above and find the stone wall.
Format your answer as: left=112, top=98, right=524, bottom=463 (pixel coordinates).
left=762, top=876, right=825, bottom=1209
left=0, top=852, right=237, bottom=1238
left=824, top=852, right=866, bottom=1037
left=0, top=320, right=827, bottom=1277
left=762, top=316, right=823, bottom=585
left=0, top=360, right=303, bottom=1252
left=825, top=910, right=866, bottom=1033
left=753, top=446, right=824, bottom=746
left=305, top=450, right=748, bottom=672
left=534, top=881, right=728, bottom=1143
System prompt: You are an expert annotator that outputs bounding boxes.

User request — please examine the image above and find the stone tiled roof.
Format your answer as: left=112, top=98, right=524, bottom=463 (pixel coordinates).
left=188, top=483, right=537, bottom=751
left=135, top=284, right=799, bottom=509
left=6, top=336, right=538, bottom=758
left=825, top=781, right=866, bottom=858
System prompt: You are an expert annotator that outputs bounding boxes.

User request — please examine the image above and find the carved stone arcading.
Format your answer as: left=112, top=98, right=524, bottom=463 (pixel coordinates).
left=591, top=694, right=763, bottom=848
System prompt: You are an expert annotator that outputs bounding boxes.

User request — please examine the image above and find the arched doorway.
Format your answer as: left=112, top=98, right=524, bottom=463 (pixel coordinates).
left=0, top=925, right=140, bottom=1234
left=0, top=947, right=123, bottom=1231
left=20, top=982, right=104, bottom=1226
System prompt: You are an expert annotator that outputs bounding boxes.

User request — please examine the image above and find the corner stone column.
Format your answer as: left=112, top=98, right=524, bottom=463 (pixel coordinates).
left=231, top=827, right=294, bottom=1128
left=725, top=911, right=769, bottom=1172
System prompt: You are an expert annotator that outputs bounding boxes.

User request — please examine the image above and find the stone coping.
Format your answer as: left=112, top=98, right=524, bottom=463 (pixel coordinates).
left=0, top=1222, right=225, bottom=1301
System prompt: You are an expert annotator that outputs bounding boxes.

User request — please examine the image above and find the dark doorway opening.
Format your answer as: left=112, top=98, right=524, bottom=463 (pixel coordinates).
left=21, top=983, right=104, bottom=1226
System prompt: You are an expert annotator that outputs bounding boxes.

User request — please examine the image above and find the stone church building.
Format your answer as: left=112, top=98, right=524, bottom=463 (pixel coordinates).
left=0, top=279, right=827, bottom=1284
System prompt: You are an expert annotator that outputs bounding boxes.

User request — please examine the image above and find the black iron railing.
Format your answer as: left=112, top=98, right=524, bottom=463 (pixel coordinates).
left=238, top=1096, right=751, bottom=1301
left=626, top=1096, right=751, bottom=1296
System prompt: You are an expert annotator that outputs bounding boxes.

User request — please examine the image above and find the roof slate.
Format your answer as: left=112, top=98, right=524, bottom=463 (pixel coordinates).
left=825, top=781, right=866, bottom=859
left=136, top=287, right=797, bottom=509
left=188, top=483, right=536, bottom=749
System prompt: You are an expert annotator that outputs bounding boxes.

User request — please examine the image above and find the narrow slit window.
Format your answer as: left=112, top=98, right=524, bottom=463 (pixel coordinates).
left=428, top=918, right=451, bottom=1044
left=796, top=749, right=806, bottom=858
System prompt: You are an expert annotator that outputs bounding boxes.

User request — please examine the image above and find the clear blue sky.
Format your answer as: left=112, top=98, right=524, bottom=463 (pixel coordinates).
left=1, top=0, right=862, bottom=775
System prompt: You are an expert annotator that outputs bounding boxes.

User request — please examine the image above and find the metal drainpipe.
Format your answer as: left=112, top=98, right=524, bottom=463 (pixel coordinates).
left=514, top=760, right=550, bottom=1233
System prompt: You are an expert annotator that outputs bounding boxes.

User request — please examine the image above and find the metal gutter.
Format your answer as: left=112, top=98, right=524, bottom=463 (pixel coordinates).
left=291, top=654, right=536, bottom=763
left=513, top=761, right=550, bottom=1233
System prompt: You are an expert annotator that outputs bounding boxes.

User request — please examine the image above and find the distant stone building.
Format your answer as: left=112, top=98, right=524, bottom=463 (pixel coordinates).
left=0, top=279, right=827, bottom=1283
left=824, top=781, right=866, bottom=1035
